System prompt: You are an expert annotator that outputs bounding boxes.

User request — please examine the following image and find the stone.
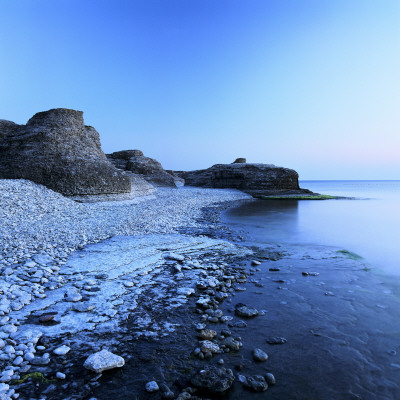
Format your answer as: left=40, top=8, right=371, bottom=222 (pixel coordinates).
left=199, top=340, right=220, bottom=354
left=191, top=367, right=235, bottom=394
left=176, top=287, right=195, bottom=296
left=243, top=375, right=268, bottom=392
left=267, top=337, right=287, bottom=345
left=39, top=314, right=55, bottom=323
left=83, top=349, right=125, bottom=373
left=197, top=329, right=217, bottom=340
left=145, top=381, right=159, bottom=392
left=107, top=150, right=177, bottom=187
left=252, top=348, right=268, bottom=362
left=180, top=162, right=313, bottom=198
left=56, top=372, right=66, bottom=379
left=65, top=289, right=82, bottom=302
left=232, top=158, right=246, bottom=164
left=164, top=253, right=184, bottom=262
left=0, top=108, right=134, bottom=196
left=53, top=345, right=70, bottom=356
left=265, top=373, right=275, bottom=385
left=251, top=260, right=261, bottom=266
left=222, top=337, right=240, bottom=351
left=235, top=304, right=259, bottom=318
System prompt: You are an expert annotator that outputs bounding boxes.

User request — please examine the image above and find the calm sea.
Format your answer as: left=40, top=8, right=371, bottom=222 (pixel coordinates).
left=224, top=180, right=400, bottom=275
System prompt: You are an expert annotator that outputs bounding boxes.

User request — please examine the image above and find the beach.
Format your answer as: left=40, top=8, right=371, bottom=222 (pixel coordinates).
left=1, top=180, right=400, bottom=399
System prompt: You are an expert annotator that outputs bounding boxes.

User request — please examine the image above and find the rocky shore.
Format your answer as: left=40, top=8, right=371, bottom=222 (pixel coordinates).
left=0, top=179, right=256, bottom=399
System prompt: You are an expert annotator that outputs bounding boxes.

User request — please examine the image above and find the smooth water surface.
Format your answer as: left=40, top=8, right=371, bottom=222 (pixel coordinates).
left=224, top=181, right=400, bottom=274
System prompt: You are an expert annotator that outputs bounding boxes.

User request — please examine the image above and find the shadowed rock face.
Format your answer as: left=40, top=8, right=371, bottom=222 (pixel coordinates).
left=180, top=163, right=311, bottom=197
left=0, top=108, right=132, bottom=196
left=107, top=150, right=176, bottom=187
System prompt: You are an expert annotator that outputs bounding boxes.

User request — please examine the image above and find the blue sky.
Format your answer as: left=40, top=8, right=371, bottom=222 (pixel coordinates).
left=1, top=0, right=399, bottom=179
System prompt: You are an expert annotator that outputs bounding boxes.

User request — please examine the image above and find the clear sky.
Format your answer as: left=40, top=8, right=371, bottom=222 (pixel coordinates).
left=1, top=0, right=399, bottom=179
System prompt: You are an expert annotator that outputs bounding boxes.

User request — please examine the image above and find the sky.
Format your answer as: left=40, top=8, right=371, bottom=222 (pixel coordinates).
left=0, top=0, right=399, bottom=179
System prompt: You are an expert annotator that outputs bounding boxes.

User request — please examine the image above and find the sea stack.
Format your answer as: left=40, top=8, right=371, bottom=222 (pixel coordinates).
left=0, top=108, right=133, bottom=196
left=179, top=158, right=311, bottom=197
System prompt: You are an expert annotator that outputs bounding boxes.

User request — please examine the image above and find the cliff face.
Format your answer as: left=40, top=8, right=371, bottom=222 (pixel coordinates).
left=107, top=150, right=177, bottom=187
left=181, top=161, right=309, bottom=197
left=0, top=108, right=134, bottom=196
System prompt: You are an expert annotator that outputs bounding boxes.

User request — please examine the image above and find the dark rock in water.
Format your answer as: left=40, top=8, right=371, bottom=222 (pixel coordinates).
left=235, top=303, right=259, bottom=318
left=243, top=375, right=268, bottom=392
left=191, top=366, right=235, bottom=394
left=107, top=149, right=176, bottom=187
left=180, top=162, right=312, bottom=198
left=267, top=336, right=287, bottom=345
left=232, top=157, right=246, bottom=164
left=0, top=108, right=135, bottom=196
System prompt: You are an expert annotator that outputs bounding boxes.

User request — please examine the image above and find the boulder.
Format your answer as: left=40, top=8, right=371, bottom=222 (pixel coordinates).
left=0, top=109, right=134, bottom=196
left=107, top=150, right=176, bottom=187
left=180, top=162, right=312, bottom=198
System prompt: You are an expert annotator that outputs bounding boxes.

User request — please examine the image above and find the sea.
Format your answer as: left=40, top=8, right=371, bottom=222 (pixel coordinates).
left=224, top=180, right=400, bottom=276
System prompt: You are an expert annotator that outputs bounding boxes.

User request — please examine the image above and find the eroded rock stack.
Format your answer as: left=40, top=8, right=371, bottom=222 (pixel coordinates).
left=107, top=150, right=177, bottom=187
left=180, top=159, right=311, bottom=197
left=0, top=109, right=134, bottom=196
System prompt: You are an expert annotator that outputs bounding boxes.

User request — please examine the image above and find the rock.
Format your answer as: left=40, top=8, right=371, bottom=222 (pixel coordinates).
left=222, top=337, right=240, bottom=351
left=65, top=289, right=82, bottom=302
left=0, top=108, right=134, bottom=196
left=197, top=329, right=217, bottom=340
left=72, top=303, right=95, bottom=312
left=191, top=366, right=235, bottom=394
left=232, top=158, right=246, bottom=164
left=30, top=356, right=50, bottom=365
left=252, top=348, right=268, bottom=362
left=265, top=373, right=275, bottom=385
left=177, top=287, right=195, bottom=296
left=180, top=162, right=312, bottom=197
left=267, top=337, right=287, bottom=345
left=199, top=340, right=220, bottom=354
left=235, top=304, right=258, bottom=318
left=251, top=260, right=261, bottom=266
left=165, top=253, right=184, bottom=262
left=107, top=150, right=176, bottom=187
left=39, top=314, right=55, bottom=323
left=227, top=320, right=247, bottom=328
left=53, top=345, right=70, bottom=356
left=145, top=381, right=159, bottom=392
left=56, top=372, right=66, bottom=380
left=83, top=349, right=125, bottom=373
left=243, top=375, right=268, bottom=392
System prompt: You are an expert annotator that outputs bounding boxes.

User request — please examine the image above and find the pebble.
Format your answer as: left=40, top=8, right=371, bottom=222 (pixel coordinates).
left=56, top=372, right=66, bottom=379
left=253, top=348, right=268, bottom=362
left=145, top=381, right=159, bottom=392
left=267, top=337, right=287, bottom=345
left=265, top=373, right=275, bottom=385
left=235, top=304, right=259, bottom=318
left=53, top=345, right=70, bottom=356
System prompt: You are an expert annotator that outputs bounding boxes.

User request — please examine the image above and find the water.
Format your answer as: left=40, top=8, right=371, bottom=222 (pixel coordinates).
left=224, top=180, right=400, bottom=275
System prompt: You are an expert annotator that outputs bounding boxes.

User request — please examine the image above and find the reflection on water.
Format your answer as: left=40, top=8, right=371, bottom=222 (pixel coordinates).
left=224, top=181, right=400, bottom=274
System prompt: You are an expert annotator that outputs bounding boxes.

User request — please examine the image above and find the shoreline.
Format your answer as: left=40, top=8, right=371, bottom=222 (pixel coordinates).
left=1, top=180, right=400, bottom=399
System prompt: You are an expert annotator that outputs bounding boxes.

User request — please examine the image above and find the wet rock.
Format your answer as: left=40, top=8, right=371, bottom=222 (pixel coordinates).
left=30, top=356, right=50, bottom=365
left=251, top=260, right=261, bottom=266
left=265, top=373, right=275, bottom=385
left=72, top=303, right=95, bottom=312
left=145, top=381, right=159, bottom=392
left=65, top=289, right=82, bottom=302
left=253, top=348, right=268, bottom=362
left=267, top=337, right=287, bottom=345
left=199, top=340, right=220, bottom=354
left=243, top=375, right=268, bottom=392
left=222, top=337, right=240, bottom=351
left=228, top=320, right=247, bottom=328
left=235, top=304, right=258, bottom=318
left=56, top=372, right=66, bottom=379
left=191, top=366, right=235, bottom=394
left=177, top=287, right=195, bottom=296
left=83, top=350, right=125, bottom=373
left=197, top=329, right=217, bottom=340
left=38, top=314, right=55, bottom=323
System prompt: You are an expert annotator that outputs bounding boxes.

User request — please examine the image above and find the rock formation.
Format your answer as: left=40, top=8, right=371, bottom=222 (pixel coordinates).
left=107, top=150, right=177, bottom=187
left=180, top=160, right=312, bottom=198
left=0, top=108, right=152, bottom=196
left=232, top=158, right=246, bottom=164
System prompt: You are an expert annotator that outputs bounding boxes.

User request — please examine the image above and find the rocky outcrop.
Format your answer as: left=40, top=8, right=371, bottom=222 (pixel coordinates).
left=180, top=161, right=311, bottom=198
left=107, top=150, right=177, bottom=187
left=0, top=108, right=151, bottom=196
left=232, top=157, right=246, bottom=164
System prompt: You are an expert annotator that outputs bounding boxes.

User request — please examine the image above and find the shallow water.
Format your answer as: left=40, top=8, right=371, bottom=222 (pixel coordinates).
left=224, top=180, right=400, bottom=275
